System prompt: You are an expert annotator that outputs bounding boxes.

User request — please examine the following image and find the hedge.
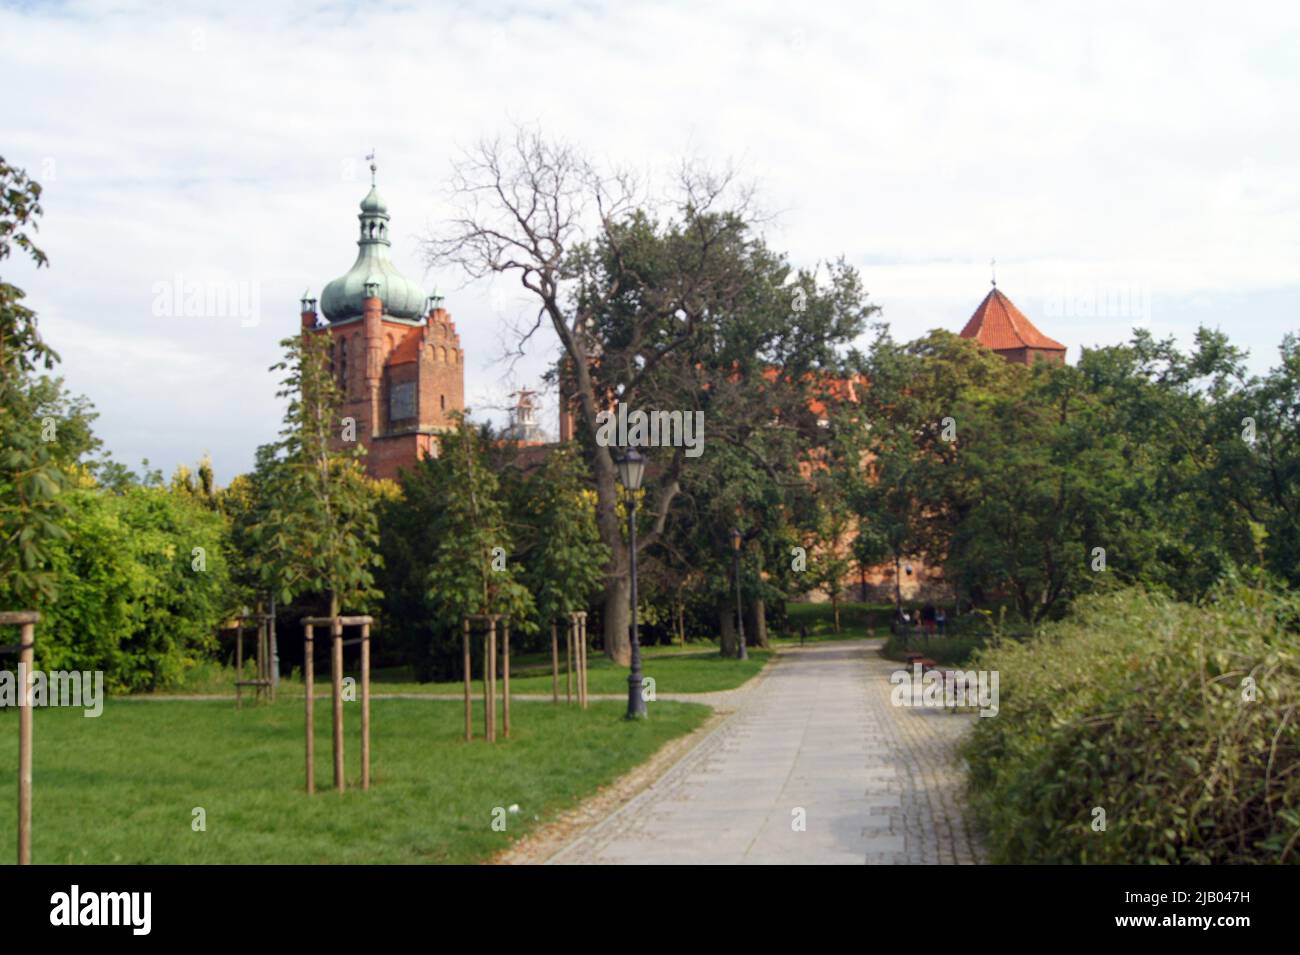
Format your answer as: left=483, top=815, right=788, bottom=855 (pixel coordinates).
left=962, top=583, right=1300, bottom=864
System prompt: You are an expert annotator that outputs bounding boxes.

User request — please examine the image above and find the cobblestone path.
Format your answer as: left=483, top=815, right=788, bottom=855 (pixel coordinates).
left=548, top=640, right=984, bottom=864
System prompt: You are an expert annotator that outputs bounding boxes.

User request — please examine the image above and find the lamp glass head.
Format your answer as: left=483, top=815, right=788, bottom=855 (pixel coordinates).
left=617, top=448, right=646, bottom=491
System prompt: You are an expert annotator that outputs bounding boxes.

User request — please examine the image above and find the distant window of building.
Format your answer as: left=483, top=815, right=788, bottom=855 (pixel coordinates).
left=390, top=381, right=416, bottom=422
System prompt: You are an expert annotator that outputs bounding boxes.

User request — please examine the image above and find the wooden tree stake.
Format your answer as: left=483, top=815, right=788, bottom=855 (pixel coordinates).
left=361, top=621, right=371, bottom=790
left=579, top=613, right=589, bottom=709
left=17, top=617, right=36, bottom=865
left=331, top=617, right=345, bottom=793
left=551, top=620, right=559, bottom=704
left=235, top=622, right=244, bottom=710
left=463, top=618, right=472, bottom=741
left=502, top=620, right=511, bottom=739
left=304, top=624, right=315, bottom=794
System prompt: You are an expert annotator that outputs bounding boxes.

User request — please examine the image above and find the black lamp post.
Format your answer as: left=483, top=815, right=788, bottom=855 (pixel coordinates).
left=616, top=449, right=647, bottom=719
left=731, top=527, right=747, bottom=660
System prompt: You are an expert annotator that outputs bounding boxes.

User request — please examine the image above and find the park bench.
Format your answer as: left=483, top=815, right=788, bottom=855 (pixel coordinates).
left=230, top=611, right=275, bottom=707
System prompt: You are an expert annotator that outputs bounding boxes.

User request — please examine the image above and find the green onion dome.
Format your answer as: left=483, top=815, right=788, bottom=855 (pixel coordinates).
left=320, top=180, right=427, bottom=321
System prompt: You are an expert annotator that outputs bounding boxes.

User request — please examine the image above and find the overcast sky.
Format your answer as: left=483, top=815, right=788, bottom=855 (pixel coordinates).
left=4, top=0, right=1298, bottom=482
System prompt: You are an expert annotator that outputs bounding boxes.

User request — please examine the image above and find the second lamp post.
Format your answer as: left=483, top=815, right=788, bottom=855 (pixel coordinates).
left=617, top=449, right=648, bottom=719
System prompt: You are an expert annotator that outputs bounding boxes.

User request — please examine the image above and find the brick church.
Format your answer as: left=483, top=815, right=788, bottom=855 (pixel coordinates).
left=298, top=164, right=464, bottom=480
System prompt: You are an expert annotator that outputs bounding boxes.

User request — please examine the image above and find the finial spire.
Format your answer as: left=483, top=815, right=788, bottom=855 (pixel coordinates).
left=991, top=257, right=997, bottom=288
left=365, top=148, right=376, bottom=186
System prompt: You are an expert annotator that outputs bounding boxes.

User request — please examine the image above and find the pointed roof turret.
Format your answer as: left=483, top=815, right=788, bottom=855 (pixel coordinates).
left=958, top=287, right=1065, bottom=362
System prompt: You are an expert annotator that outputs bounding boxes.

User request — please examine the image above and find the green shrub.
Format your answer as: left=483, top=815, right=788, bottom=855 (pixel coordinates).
left=880, top=630, right=988, bottom=666
left=963, top=583, right=1300, bottom=864
left=22, top=486, right=234, bottom=692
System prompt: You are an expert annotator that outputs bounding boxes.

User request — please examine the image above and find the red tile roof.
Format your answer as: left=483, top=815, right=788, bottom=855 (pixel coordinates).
left=958, top=287, right=1065, bottom=352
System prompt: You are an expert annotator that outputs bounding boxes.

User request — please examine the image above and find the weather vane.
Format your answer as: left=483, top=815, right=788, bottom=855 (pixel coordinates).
left=990, top=257, right=997, bottom=288
left=365, top=148, right=376, bottom=186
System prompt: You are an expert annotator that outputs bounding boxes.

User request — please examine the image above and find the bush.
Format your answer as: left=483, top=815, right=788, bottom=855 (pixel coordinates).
left=963, top=583, right=1300, bottom=864
left=22, top=486, right=233, bottom=692
left=880, top=630, right=988, bottom=666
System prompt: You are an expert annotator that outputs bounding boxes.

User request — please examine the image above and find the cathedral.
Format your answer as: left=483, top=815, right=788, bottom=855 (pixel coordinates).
left=298, top=165, right=464, bottom=480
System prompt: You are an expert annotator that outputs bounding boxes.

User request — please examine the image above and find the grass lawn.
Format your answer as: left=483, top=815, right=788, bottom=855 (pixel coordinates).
left=0, top=696, right=708, bottom=864
left=166, top=645, right=772, bottom=699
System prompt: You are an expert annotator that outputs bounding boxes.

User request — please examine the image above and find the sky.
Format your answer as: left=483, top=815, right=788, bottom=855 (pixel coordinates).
left=3, top=0, right=1298, bottom=483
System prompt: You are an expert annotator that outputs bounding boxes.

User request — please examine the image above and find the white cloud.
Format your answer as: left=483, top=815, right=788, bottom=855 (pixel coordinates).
left=4, top=0, right=1299, bottom=480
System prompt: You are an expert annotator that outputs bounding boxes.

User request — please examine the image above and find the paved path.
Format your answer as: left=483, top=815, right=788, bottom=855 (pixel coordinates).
left=548, top=640, right=984, bottom=865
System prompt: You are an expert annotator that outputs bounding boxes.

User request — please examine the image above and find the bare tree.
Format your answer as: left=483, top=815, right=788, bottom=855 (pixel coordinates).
left=424, top=126, right=760, bottom=663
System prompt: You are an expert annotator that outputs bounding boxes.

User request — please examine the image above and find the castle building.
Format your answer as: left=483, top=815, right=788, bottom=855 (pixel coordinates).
left=958, top=284, right=1066, bottom=364
left=298, top=165, right=464, bottom=480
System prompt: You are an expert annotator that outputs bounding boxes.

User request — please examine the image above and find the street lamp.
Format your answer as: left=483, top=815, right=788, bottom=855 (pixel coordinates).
left=730, top=527, right=748, bottom=660
left=616, top=449, right=647, bottom=719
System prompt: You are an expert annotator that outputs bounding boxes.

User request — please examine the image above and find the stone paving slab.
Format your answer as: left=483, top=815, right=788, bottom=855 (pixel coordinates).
left=547, top=639, right=985, bottom=865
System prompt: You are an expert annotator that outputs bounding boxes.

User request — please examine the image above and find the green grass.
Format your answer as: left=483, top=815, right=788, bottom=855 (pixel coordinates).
left=0, top=697, right=708, bottom=864
left=160, top=646, right=771, bottom=699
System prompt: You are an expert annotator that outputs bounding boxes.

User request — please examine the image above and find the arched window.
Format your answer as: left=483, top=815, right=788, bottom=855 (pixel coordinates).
left=440, top=394, right=446, bottom=411
left=338, top=337, right=348, bottom=395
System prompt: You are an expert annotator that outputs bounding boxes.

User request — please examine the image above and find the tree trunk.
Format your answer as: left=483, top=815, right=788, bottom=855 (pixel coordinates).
left=894, top=554, right=902, bottom=611
left=602, top=572, right=631, bottom=666
left=718, top=603, right=737, bottom=658
left=745, top=597, right=769, bottom=649
left=269, top=593, right=280, bottom=688
left=832, top=594, right=841, bottom=633
left=589, top=426, right=631, bottom=665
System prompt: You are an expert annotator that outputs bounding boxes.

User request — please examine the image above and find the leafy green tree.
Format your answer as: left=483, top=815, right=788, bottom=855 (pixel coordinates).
left=844, top=324, right=1276, bottom=624
left=34, top=485, right=233, bottom=691
left=517, top=445, right=609, bottom=629
left=804, top=484, right=854, bottom=632
left=424, top=417, right=534, bottom=630
left=1206, top=333, right=1300, bottom=587
left=253, top=330, right=381, bottom=618
left=0, top=157, right=97, bottom=606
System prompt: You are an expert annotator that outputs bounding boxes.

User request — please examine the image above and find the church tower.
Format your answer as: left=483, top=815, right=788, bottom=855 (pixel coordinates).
left=298, top=160, right=465, bottom=480
left=958, top=284, right=1066, bottom=365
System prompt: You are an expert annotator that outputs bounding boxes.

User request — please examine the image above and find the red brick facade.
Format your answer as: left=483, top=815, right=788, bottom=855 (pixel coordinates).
left=299, top=297, right=465, bottom=481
